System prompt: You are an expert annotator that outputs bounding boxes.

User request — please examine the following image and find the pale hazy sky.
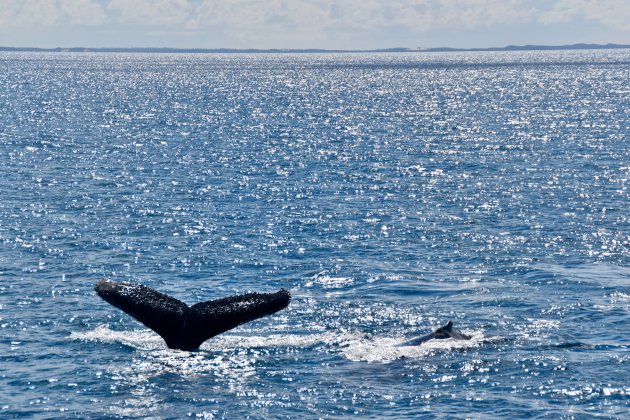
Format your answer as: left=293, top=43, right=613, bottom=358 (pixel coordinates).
left=1, top=0, right=628, bottom=50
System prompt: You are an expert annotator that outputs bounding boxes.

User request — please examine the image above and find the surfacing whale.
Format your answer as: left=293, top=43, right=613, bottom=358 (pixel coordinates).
left=95, top=279, right=291, bottom=351
left=401, top=321, right=471, bottom=346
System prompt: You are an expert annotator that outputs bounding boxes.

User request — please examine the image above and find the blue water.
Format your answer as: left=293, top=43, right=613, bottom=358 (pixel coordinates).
left=0, top=50, right=628, bottom=418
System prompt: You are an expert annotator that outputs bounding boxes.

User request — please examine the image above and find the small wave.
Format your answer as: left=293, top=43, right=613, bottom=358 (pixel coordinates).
left=609, top=291, right=630, bottom=302
left=304, top=271, right=354, bottom=289
left=526, top=318, right=561, bottom=331
left=545, top=385, right=630, bottom=398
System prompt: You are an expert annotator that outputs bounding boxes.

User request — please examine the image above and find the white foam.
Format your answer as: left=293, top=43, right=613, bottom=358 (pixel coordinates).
left=610, top=292, right=630, bottom=302
left=200, top=331, right=337, bottom=350
left=70, top=325, right=486, bottom=364
left=70, top=324, right=165, bottom=350
left=304, top=271, right=354, bottom=289
left=340, top=330, right=485, bottom=363
left=70, top=324, right=342, bottom=352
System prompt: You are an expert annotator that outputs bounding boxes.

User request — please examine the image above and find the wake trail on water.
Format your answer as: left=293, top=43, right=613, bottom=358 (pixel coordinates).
left=341, top=330, right=487, bottom=363
left=70, top=324, right=348, bottom=351
left=70, top=324, right=489, bottom=363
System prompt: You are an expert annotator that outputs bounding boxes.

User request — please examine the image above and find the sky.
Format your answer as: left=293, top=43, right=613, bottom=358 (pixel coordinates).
left=0, top=0, right=628, bottom=50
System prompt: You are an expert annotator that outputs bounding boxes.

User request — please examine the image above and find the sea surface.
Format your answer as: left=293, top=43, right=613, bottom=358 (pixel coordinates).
left=0, top=50, right=628, bottom=418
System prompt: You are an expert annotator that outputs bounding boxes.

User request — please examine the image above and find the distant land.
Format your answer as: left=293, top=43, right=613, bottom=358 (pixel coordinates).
left=0, top=43, right=628, bottom=54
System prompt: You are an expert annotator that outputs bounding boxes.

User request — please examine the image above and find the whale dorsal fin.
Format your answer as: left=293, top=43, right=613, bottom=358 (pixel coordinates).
left=442, top=321, right=471, bottom=340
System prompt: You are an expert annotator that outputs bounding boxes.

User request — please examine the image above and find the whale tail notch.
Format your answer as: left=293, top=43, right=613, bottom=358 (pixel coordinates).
left=95, top=279, right=291, bottom=351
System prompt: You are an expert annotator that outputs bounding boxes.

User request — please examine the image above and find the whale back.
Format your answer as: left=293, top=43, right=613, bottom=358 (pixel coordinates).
left=401, top=321, right=471, bottom=346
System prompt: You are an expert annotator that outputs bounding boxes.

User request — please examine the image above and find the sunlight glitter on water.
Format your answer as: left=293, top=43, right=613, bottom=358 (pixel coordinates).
left=1, top=49, right=629, bottom=418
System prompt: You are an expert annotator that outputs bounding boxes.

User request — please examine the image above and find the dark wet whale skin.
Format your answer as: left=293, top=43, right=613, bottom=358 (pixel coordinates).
left=95, top=279, right=291, bottom=351
left=401, top=321, right=471, bottom=346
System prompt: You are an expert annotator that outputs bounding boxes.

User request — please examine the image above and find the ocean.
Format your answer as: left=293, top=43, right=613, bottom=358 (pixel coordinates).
left=0, top=50, right=628, bottom=418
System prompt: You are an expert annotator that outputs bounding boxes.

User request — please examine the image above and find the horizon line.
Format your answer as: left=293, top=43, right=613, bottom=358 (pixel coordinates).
left=1, top=43, right=629, bottom=54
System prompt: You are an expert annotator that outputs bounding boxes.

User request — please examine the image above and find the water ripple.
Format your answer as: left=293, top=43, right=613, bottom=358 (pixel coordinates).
left=1, top=49, right=628, bottom=418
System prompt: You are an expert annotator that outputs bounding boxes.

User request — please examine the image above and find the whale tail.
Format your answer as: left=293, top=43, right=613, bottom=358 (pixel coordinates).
left=95, top=279, right=291, bottom=351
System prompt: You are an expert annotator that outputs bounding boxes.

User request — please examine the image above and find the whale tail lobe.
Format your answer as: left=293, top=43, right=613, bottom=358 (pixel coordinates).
left=95, top=279, right=290, bottom=351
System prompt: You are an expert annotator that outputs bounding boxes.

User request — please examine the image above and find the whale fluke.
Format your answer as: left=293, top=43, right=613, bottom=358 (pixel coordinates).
left=401, top=321, right=471, bottom=346
left=95, top=279, right=291, bottom=351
